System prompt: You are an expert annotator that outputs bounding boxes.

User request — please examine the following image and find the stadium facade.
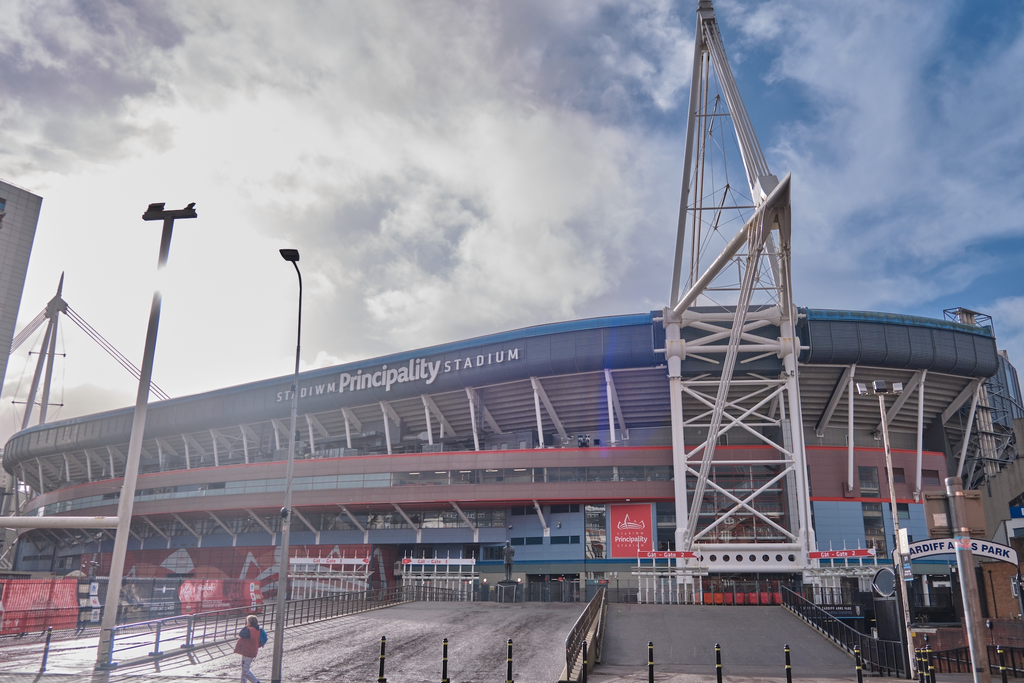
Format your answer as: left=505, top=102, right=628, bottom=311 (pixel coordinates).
left=0, top=306, right=1006, bottom=601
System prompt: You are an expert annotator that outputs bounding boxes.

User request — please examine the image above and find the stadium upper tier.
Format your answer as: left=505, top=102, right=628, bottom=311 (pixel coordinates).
left=2, top=307, right=997, bottom=491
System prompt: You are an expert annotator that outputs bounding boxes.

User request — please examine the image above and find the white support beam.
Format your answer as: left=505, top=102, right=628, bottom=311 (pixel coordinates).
left=466, top=388, right=481, bottom=452
left=292, top=508, right=319, bottom=544
left=173, top=513, right=202, bottom=546
left=873, top=371, right=925, bottom=436
left=0, top=515, right=119, bottom=529
left=184, top=434, right=207, bottom=463
left=915, top=370, right=928, bottom=501
left=847, top=370, right=855, bottom=491
left=339, top=505, right=368, bottom=544
left=155, top=437, right=179, bottom=458
left=816, top=365, right=855, bottom=437
left=245, top=509, right=277, bottom=543
left=85, top=449, right=94, bottom=482
left=209, top=430, right=220, bottom=467
left=208, top=512, right=237, bottom=547
left=604, top=370, right=627, bottom=444
left=532, top=499, right=549, bottom=535
left=942, top=379, right=982, bottom=425
left=305, top=414, right=316, bottom=453
left=241, top=425, right=261, bottom=464
left=393, top=503, right=421, bottom=544
left=182, top=435, right=191, bottom=470
left=956, top=384, right=982, bottom=479
left=271, top=419, right=291, bottom=450
left=156, top=439, right=165, bottom=471
left=62, top=453, right=70, bottom=482
left=423, top=398, right=434, bottom=446
left=531, top=377, right=568, bottom=442
left=37, top=458, right=45, bottom=493
left=450, top=502, right=479, bottom=543
left=341, top=408, right=362, bottom=432
left=105, top=447, right=116, bottom=478
left=380, top=402, right=394, bottom=455
left=307, top=414, right=331, bottom=440
left=421, top=395, right=454, bottom=439
left=142, top=516, right=170, bottom=541
left=533, top=380, right=545, bottom=449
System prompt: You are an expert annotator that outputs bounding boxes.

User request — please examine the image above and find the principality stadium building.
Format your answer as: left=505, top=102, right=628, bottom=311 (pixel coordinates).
left=2, top=1, right=1021, bottom=618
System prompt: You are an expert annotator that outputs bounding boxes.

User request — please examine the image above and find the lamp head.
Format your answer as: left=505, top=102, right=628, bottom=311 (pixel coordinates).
left=872, top=380, right=888, bottom=394
left=856, top=382, right=869, bottom=396
left=280, top=248, right=300, bottom=263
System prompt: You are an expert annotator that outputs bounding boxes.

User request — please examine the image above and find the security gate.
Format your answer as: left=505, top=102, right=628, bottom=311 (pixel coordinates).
left=398, top=555, right=477, bottom=601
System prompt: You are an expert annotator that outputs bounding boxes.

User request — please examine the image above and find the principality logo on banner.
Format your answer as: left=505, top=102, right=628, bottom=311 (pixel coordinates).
left=609, top=504, right=654, bottom=557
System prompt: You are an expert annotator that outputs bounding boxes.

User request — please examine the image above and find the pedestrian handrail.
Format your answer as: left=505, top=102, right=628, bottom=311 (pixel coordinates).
left=100, top=584, right=455, bottom=669
left=561, top=587, right=607, bottom=682
left=932, top=644, right=1024, bottom=678
left=780, top=586, right=905, bottom=677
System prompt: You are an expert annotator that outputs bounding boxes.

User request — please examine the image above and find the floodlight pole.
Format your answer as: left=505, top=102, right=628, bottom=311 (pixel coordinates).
left=96, top=202, right=196, bottom=669
left=876, top=391, right=916, bottom=680
left=271, top=249, right=302, bottom=683
left=947, top=476, right=991, bottom=683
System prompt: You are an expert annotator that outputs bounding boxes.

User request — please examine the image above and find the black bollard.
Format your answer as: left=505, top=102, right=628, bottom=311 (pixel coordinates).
left=784, top=644, right=792, bottom=683
left=39, top=626, right=53, bottom=673
left=926, top=645, right=935, bottom=683
left=378, top=636, right=387, bottom=683
left=855, top=647, right=863, bottom=683
left=583, top=641, right=588, bottom=683
left=506, top=638, right=514, bottom=683
left=648, top=641, right=654, bottom=683
left=1000, top=646, right=1009, bottom=683
left=716, top=643, right=722, bottom=683
left=917, top=648, right=924, bottom=683
left=442, top=638, right=449, bottom=683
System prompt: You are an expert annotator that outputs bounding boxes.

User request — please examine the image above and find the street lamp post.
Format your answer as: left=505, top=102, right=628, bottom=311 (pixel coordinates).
left=271, top=248, right=301, bottom=683
left=96, top=202, right=197, bottom=668
left=858, top=380, right=916, bottom=679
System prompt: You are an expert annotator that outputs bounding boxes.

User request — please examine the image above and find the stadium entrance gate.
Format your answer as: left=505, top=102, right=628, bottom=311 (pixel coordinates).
left=398, top=555, right=477, bottom=600
left=288, top=553, right=373, bottom=599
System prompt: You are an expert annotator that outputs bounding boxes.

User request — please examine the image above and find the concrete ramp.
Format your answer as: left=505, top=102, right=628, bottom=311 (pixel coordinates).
left=598, top=604, right=853, bottom=679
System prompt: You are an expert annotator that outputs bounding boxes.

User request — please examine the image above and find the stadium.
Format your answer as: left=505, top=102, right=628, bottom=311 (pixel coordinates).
left=1, top=0, right=1022, bottom=620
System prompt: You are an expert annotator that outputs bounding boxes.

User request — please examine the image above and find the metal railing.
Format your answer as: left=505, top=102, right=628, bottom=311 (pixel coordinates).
left=101, top=585, right=455, bottom=669
left=933, top=644, right=1024, bottom=677
left=781, top=587, right=905, bottom=677
left=562, top=587, right=607, bottom=682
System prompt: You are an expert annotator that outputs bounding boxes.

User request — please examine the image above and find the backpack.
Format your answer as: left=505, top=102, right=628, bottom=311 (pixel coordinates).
left=259, top=628, right=268, bottom=647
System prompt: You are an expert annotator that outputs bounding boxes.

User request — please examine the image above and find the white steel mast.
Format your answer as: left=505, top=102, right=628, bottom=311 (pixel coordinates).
left=665, top=0, right=814, bottom=575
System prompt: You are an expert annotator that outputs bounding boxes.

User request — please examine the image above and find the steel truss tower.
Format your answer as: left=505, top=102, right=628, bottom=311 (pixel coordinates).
left=664, top=0, right=815, bottom=574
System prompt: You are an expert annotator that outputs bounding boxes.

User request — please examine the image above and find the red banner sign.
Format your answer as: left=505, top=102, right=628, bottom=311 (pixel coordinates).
left=609, top=504, right=654, bottom=558
left=809, top=549, right=876, bottom=559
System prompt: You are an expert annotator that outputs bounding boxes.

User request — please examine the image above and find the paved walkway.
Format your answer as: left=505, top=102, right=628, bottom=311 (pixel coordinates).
left=599, top=605, right=853, bottom=678
left=0, top=601, right=583, bottom=682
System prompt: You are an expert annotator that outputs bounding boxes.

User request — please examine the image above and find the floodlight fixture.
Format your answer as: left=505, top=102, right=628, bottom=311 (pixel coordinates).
left=872, top=380, right=888, bottom=394
left=856, top=382, right=869, bottom=396
left=280, top=248, right=300, bottom=263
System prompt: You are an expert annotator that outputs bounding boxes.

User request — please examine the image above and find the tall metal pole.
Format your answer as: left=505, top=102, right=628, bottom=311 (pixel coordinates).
left=947, top=476, right=991, bottom=683
left=271, top=250, right=301, bottom=683
left=878, top=393, right=916, bottom=679
left=96, top=202, right=196, bottom=669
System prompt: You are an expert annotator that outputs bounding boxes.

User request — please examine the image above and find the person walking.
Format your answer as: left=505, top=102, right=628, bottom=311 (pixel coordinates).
left=234, top=614, right=268, bottom=683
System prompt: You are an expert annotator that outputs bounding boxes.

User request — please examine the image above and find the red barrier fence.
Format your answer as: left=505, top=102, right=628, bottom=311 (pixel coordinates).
left=0, top=579, right=78, bottom=635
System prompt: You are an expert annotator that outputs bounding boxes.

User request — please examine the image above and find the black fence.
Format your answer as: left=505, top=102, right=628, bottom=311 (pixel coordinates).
left=934, top=644, right=1024, bottom=678
left=781, top=586, right=906, bottom=677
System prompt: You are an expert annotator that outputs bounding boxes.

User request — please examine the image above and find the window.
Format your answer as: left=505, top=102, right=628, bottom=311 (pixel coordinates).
left=482, top=546, right=505, bottom=560
left=897, top=502, right=910, bottom=520
left=550, top=535, right=581, bottom=545
left=863, top=503, right=887, bottom=556
left=512, top=536, right=543, bottom=546
left=922, top=470, right=941, bottom=486
left=892, top=468, right=905, bottom=484
left=859, top=467, right=880, bottom=498
left=585, top=504, right=606, bottom=559
left=549, top=504, right=580, bottom=514
left=510, top=506, right=528, bottom=516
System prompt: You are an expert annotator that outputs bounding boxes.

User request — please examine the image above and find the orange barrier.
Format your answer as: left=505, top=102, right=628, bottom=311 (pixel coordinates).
left=0, top=579, right=78, bottom=635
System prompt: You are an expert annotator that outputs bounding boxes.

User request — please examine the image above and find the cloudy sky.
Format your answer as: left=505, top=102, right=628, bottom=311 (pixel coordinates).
left=1, top=0, right=1022, bottom=442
